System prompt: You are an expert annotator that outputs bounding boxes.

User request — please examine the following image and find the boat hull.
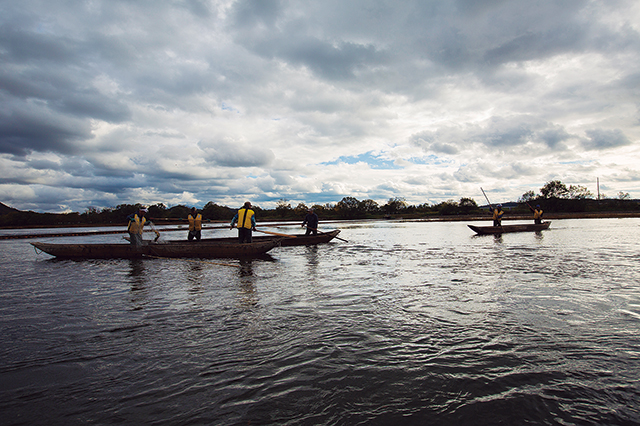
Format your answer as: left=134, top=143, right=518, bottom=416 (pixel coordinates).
left=244, top=230, right=341, bottom=246
left=192, top=230, right=341, bottom=246
left=468, top=222, right=551, bottom=235
left=32, top=238, right=283, bottom=259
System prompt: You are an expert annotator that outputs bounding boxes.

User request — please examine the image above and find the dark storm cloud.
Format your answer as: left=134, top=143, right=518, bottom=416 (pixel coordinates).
left=411, top=116, right=576, bottom=155
left=477, top=1, right=595, bottom=66
left=537, top=127, right=573, bottom=149
left=582, top=129, right=631, bottom=150
left=472, top=117, right=582, bottom=152
left=226, top=0, right=629, bottom=91
left=483, top=29, right=585, bottom=66
left=0, top=70, right=131, bottom=122
left=279, top=38, right=383, bottom=81
left=454, top=0, right=509, bottom=16
left=0, top=25, right=77, bottom=64
left=233, top=0, right=283, bottom=28
left=199, top=140, right=275, bottom=168
left=23, top=155, right=135, bottom=182
left=0, top=18, right=130, bottom=159
left=26, top=158, right=64, bottom=171
left=479, top=117, right=536, bottom=147
left=0, top=108, right=92, bottom=156
left=232, top=31, right=385, bottom=81
left=230, top=0, right=389, bottom=80
left=183, top=0, right=214, bottom=18
left=410, top=132, right=459, bottom=155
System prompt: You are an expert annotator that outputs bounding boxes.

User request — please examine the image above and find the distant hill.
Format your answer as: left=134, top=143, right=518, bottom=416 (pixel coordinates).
left=0, top=202, right=20, bottom=215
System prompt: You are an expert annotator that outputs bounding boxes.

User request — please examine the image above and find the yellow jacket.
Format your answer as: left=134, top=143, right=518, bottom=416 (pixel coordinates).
left=233, top=208, right=255, bottom=229
left=127, top=214, right=146, bottom=235
left=188, top=213, right=202, bottom=231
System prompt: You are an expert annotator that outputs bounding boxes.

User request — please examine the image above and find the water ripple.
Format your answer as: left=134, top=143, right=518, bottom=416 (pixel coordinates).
left=1, top=219, right=640, bottom=425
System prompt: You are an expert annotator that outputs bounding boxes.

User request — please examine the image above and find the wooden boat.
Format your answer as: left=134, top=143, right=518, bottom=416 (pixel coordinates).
left=246, top=229, right=342, bottom=246
left=468, top=222, right=551, bottom=235
left=145, top=229, right=340, bottom=247
left=158, top=228, right=339, bottom=250
left=187, top=229, right=342, bottom=247
left=31, top=238, right=283, bottom=259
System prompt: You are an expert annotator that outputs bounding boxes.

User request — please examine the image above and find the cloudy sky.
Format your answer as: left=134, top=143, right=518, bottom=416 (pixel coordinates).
left=1, top=0, right=639, bottom=213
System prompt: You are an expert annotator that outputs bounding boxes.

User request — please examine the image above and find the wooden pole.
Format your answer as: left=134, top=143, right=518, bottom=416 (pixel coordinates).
left=307, top=227, right=348, bottom=243
left=253, top=229, right=297, bottom=238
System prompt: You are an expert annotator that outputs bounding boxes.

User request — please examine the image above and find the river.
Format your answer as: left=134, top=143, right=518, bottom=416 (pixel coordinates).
left=1, top=218, right=639, bottom=425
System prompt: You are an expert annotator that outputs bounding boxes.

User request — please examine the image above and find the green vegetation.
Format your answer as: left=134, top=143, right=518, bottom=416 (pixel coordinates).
left=1, top=180, right=638, bottom=227
left=516, top=180, right=638, bottom=214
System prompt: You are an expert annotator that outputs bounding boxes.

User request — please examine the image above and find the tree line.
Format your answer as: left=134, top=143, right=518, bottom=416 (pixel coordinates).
left=0, top=180, right=637, bottom=227
left=517, top=180, right=636, bottom=213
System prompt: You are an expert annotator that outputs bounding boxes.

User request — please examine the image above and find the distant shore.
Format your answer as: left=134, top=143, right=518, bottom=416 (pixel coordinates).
left=2, top=210, right=640, bottom=229
left=408, top=211, right=640, bottom=222
left=1, top=211, right=639, bottom=238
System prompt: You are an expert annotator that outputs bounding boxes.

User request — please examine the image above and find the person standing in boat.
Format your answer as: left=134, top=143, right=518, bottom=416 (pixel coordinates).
left=529, top=204, right=543, bottom=224
left=127, top=207, right=148, bottom=246
left=492, top=204, right=504, bottom=227
left=302, top=208, right=319, bottom=235
left=187, top=207, right=202, bottom=241
left=230, top=201, right=256, bottom=243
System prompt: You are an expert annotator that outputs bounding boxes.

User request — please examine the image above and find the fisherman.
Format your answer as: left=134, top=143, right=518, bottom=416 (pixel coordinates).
left=187, top=207, right=202, bottom=241
left=127, top=207, right=148, bottom=246
left=230, top=201, right=256, bottom=243
left=302, top=208, right=319, bottom=235
left=530, top=204, right=544, bottom=225
left=492, top=204, right=504, bottom=227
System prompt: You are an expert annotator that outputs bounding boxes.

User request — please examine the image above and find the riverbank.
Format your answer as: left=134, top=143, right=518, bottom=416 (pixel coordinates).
left=408, top=211, right=640, bottom=222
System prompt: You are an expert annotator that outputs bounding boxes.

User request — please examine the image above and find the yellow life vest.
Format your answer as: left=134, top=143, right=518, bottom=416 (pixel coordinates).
left=237, top=208, right=254, bottom=229
left=534, top=209, right=543, bottom=219
left=127, top=214, right=146, bottom=235
left=188, top=213, right=202, bottom=231
left=493, top=209, right=504, bottom=220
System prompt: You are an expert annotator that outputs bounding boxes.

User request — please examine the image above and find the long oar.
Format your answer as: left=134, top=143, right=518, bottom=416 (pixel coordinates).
left=147, top=221, right=161, bottom=241
left=524, top=200, right=537, bottom=211
left=525, top=201, right=544, bottom=224
left=480, top=187, right=494, bottom=210
left=307, top=227, right=348, bottom=243
left=254, top=229, right=297, bottom=238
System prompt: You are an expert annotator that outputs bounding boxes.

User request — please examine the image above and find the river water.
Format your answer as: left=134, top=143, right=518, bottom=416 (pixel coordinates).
left=1, top=218, right=639, bottom=425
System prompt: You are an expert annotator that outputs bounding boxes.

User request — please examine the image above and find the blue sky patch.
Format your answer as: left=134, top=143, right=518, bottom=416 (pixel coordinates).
left=322, top=152, right=402, bottom=169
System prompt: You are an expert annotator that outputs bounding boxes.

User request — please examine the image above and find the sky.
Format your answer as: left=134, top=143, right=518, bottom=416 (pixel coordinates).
left=1, top=0, right=639, bottom=213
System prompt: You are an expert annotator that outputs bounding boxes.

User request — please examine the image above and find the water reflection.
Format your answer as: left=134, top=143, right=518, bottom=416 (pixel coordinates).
left=238, top=259, right=258, bottom=308
left=186, top=263, right=206, bottom=305
left=128, top=259, right=148, bottom=310
left=303, top=245, right=320, bottom=284
left=185, top=262, right=205, bottom=287
left=128, top=259, right=146, bottom=285
left=239, top=258, right=254, bottom=278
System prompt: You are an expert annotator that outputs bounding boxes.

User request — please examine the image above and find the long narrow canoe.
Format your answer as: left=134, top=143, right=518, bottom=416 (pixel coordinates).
left=240, top=229, right=341, bottom=246
left=132, top=230, right=341, bottom=246
left=31, top=238, right=283, bottom=259
left=468, top=222, right=551, bottom=235
left=147, top=229, right=340, bottom=248
left=183, top=230, right=341, bottom=247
